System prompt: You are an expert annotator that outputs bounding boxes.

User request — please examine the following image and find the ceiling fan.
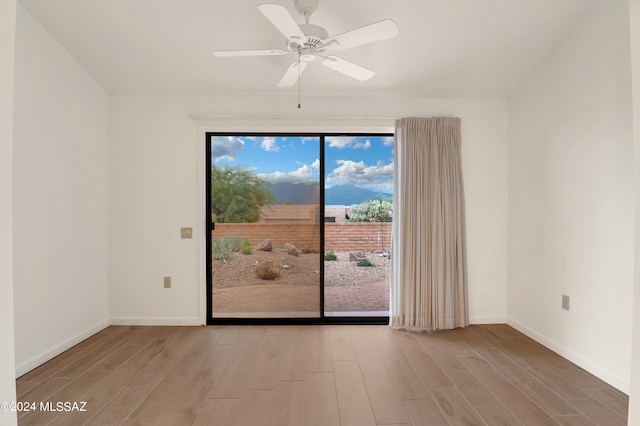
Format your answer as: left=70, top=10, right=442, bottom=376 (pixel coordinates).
left=212, top=0, right=399, bottom=87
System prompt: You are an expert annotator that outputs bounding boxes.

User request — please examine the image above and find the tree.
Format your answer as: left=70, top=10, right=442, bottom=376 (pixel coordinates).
left=211, top=165, right=274, bottom=223
left=347, top=199, right=393, bottom=222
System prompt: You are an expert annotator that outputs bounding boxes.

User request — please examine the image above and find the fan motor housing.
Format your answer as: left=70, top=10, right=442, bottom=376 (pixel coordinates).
left=287, top=23, right=328, bottom=53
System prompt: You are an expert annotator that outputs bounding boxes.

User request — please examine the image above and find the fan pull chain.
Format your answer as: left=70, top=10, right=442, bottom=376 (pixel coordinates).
left=297, top=53, right=302, bottom=109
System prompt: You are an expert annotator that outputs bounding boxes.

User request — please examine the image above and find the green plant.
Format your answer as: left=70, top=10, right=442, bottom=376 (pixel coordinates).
left=347, top=199, right=393, bottom=223
left=212, top=235, right=243, bottom=260
left=357, top=259, right=373, bottom=267
left=324, top=250, right=337, bottom=261
left=241, top=239, right=252, bottom=255
left=210, top=165, right=275, bottom=223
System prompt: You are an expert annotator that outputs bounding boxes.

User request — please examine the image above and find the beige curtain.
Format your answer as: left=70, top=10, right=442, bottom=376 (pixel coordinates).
left=391, top=117, right=468, bottom=330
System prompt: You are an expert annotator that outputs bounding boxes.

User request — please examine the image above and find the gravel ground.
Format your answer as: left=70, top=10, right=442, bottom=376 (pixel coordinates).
left=211, top=250, right=389, bottom=289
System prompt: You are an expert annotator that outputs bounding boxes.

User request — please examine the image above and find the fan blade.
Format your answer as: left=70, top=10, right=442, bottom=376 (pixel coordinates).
left=257, top=4, right=306, bottom=43
left=212, top=49, right=288, bottom=57
left=326, top=19, right=398, bottom=50
left=321, top=56, right=375, bottom=81
left=278, top=61, right=308, bottom=87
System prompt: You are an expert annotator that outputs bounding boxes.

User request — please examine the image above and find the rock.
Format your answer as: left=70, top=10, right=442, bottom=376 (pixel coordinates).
left=256, top=239, right=272, bottom=252
left=255, top=261, right=279, bottom=280
left=288, top=248, right=301, bottom=257
left=285, top=243, right=300, bottom=257
left=349, top=251, right=366, bottom=262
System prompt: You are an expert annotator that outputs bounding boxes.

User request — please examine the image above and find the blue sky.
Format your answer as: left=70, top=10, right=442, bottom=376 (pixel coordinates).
left=210, top=135, right=394, bottom=192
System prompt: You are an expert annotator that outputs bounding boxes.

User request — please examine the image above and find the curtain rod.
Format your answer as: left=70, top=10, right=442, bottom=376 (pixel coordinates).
left=188, top=114, right=399, bottom=121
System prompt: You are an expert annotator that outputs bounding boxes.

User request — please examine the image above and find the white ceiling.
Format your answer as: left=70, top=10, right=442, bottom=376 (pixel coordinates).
left=18, top=0, right=596, bottom=98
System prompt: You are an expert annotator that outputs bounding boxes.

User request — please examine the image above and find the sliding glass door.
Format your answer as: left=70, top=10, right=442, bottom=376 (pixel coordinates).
left=206, top=132, right=392, bottom=323
left=323, top=135, right=394, bottom=317
left=207, top=134, right=321, bottom=319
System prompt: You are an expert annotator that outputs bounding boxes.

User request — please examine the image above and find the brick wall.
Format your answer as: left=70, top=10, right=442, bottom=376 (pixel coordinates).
left=325, top=222, right=392, bottom=252
left=212, top=222, right=392, bottom=252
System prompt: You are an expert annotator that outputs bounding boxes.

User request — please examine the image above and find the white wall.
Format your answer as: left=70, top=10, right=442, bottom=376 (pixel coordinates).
left=109, top=95, right=508, bottom=325
left=508, top=0, right=634, bottom=392
left=0, top=0, right=17, bottom=423
left=12, top=5, right=111, bottom=376
left=628, top=0, right=640, bottom=420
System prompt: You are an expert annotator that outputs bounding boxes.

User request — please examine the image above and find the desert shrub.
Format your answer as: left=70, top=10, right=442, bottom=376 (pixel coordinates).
left=356, top=259, right=373, bottom=267
left=347, top=199, right=392, bottom=222
left=241, top=239, right=252, bottom=255
left=212, top=235, right=242, bottom=260
left=324, top=250, right=337, bottom=261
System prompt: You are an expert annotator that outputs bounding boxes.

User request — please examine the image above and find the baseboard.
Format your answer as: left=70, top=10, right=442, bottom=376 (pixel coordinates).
left=15, top=319, right=111, bottom=378
left=110, top=317, right=204, bottom=326
left=507, top=317, right=630, bottom=394
left=469, top=315, right=506, bottom=324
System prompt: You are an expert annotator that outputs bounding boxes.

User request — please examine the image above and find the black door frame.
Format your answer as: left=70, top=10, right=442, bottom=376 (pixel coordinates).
left=206, top=132, right=392, bottom=325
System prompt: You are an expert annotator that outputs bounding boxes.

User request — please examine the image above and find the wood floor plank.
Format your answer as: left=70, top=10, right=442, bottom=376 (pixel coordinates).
left=304, top=372, right=341, bottom=426
left=458, top=355, right=558, bottom=426
left=446, top=370, right=524, bottom=426
left=276, top=335, right=308, bottom=381
left=125, top=329, right=219, bottom=423
left=229, top=389, right=275, bottom=426
left=393, top=333, right=451, bottom=387
left=330, top=326, right=357, bottom=361
left=18, top=369, right=111, bottom=425
left=91, top=327, right=163, bottom=371
left=52, top=328, right=139, bottom=378
left=500, top=337, right=609, bottom=390
left=404, top=398, right=449, bottom=426
left=554, top=414, right=598, bottom=426
left=428, top=386, right=487, bottom=425
left=356, top=351, right=411, bottom=425
left=333, top=360, right=377, bottom=426
left=349, top=326, right=380, bottom=352
left=16, top=377, right=73, bottom=420
left=304, top=326, right=333, bottom=373
left=48, top=326, right=191, bottom=425
left=438, top=328, right=479, bottom=356
left=246, top=335, right=281, bottom=390
left=210, top=336, right=263, bottom=398
left=374, top=334, right=431, bottom=400
left=16, top=326, right=120, bottom=383
left=14, top=324, right=628, bottom=426
left=15, top=381, right=38, bottom=397
left=193, top=398, right=238, bottom=426
left=584, top=388, right=629, bottom=417
left=568, top=398, right=627, bottom=426
left=146, top=344, right=235, bottom=426
left=267, top=380, right=305, bottom=426
left=477, top=347, right=579, bottom=416
left=490, top=338, right=589, bottom=400
left=415, top=332, right=468, bottom=372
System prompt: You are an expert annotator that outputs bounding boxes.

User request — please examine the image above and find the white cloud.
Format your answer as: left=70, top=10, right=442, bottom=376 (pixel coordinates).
left=327, top=160, right=393, bottom=185
left=310, top=159, right=320, bottom=170
left=211, top=136, right=244, bottom=161
left=327, top=137, right=372, bottom=150
left=383, top=136, right=394, bottom=146
left=257, top=164, right=316, bottom=184
left=261, top=137, right=279, bottom=152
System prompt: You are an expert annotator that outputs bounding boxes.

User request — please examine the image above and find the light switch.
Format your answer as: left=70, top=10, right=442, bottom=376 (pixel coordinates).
left=181, top=227, right=193, bottom=239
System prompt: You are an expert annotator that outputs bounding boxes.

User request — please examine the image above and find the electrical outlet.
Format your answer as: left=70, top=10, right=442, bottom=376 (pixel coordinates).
left=164, top=276, right=171, bottom=288
left=562, top=294, right=570, bottom=311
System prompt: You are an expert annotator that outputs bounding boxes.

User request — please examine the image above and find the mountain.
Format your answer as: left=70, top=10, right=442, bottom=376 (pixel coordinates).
left=264, top=182, right=392, bottom=206
left=265, top=182, right=319, bottom=204
left=325, top=184, right=392, bottom=206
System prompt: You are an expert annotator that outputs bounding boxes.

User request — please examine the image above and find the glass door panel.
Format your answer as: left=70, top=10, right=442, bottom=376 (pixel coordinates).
left=209, top=135, right=321, bottom=318
left=323, top=135, right=394, bottom=316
